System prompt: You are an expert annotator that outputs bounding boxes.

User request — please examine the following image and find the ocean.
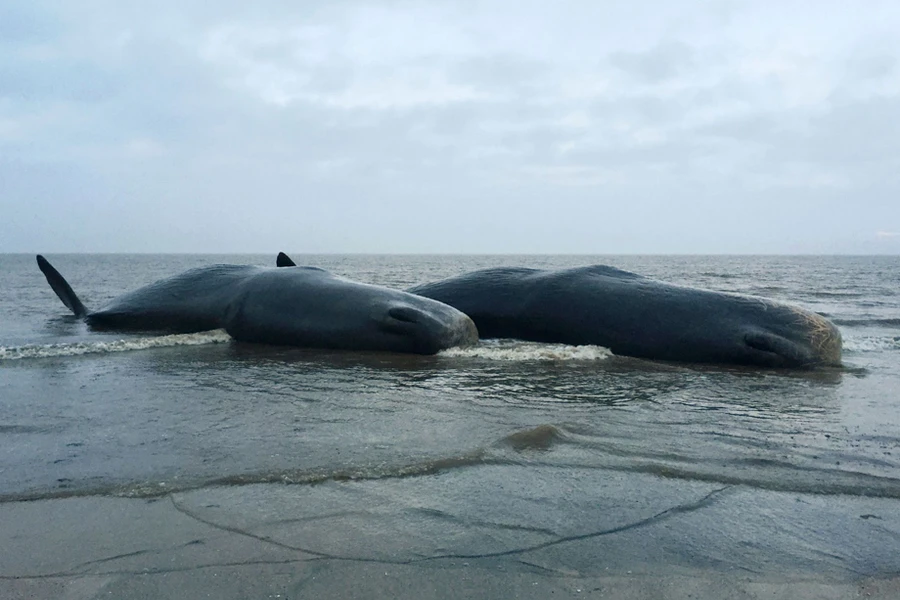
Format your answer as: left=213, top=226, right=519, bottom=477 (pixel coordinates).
left=2, top=253, right=899, bottom=589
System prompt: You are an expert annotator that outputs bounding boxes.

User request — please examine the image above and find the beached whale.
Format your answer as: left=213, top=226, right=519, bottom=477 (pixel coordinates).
left=36, top=255, right=478, bottom=355
left=402, top=264, right=841, bottom=368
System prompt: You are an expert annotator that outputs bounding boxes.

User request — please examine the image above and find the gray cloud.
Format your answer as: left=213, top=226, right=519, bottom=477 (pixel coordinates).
left=1, top=0, right=899, bottom=253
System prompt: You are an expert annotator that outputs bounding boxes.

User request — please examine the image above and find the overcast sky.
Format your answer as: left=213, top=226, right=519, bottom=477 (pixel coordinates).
left=2, top=0, right=899, bottom=254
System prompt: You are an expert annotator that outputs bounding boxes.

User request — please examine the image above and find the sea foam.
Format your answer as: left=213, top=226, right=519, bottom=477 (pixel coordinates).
left=440, top=340, right=612, bottom=361
left=0, top=330, right=232, bottom=361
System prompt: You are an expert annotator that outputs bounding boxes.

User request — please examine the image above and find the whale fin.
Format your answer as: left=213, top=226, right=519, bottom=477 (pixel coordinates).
left=744, top=331, right=814, bottom=367
left=276, top=252, right=297, bottom=267
left=36, top=255, right=88, bottom=318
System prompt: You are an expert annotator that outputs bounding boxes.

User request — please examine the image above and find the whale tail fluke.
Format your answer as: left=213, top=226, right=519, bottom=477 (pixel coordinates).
left=36, top=255, right=88, bottom=318
left=276, top=252, right=297, bottom=267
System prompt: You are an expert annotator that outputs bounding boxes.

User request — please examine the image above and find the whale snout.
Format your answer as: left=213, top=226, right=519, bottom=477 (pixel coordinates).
left=805, top=316, right=843, bottom=367
left=443, top=312, right=479, bottom=349
left=742, top=310, right=843, bottom=368
left=380, top=303, right=478, bottom=354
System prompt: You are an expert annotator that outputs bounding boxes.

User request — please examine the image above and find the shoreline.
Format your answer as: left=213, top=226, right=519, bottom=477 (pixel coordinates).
left=3, top=482, right=898, bottom=600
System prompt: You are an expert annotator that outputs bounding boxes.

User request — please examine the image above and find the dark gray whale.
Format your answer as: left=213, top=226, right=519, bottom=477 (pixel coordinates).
left=36, top=255, right=478, bottom=355
left=404, top=265, right=842, bottom=368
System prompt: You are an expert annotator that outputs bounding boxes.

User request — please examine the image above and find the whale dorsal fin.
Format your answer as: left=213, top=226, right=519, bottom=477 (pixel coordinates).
left=276, top=252, right=297, bottom=267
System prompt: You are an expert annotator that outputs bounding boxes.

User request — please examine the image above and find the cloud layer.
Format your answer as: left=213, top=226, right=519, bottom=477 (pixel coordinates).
left=2, top=0, right=899, bottom=253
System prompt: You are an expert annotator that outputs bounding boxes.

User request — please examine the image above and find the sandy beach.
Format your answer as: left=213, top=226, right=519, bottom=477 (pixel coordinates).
left=3, top=476, right=898, bottom=600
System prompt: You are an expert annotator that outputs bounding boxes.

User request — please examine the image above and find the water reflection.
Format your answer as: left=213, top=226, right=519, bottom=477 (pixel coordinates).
left=130, top=338, right=847, bottom=418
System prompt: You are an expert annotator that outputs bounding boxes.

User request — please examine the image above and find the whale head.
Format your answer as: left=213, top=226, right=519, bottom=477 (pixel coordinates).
left=224, top=267, right=478, bottom=354
left=740, top=305, right=842, bottom=368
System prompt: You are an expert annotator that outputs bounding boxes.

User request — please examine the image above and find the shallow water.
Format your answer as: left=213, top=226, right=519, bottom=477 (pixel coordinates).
left=1, top=254, right=899, bottom=577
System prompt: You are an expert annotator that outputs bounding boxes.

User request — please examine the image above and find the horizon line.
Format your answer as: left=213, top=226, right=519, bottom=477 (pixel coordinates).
left=6, top=251, right=900, bottom=257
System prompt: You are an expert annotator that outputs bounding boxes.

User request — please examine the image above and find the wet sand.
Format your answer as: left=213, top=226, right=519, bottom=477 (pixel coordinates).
left=3, top=477, right=898, bottom=600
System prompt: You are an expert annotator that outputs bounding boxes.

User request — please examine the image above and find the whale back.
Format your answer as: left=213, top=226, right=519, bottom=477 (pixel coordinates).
left=87, top=265, right=258, bottom=332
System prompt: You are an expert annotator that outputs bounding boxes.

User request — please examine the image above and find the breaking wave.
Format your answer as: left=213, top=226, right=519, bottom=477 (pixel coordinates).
left=842, top=335, right=900, bottom=353
left=834, top=318, right=900, bottom=328
left=0, top=330, right=232, bottom=361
